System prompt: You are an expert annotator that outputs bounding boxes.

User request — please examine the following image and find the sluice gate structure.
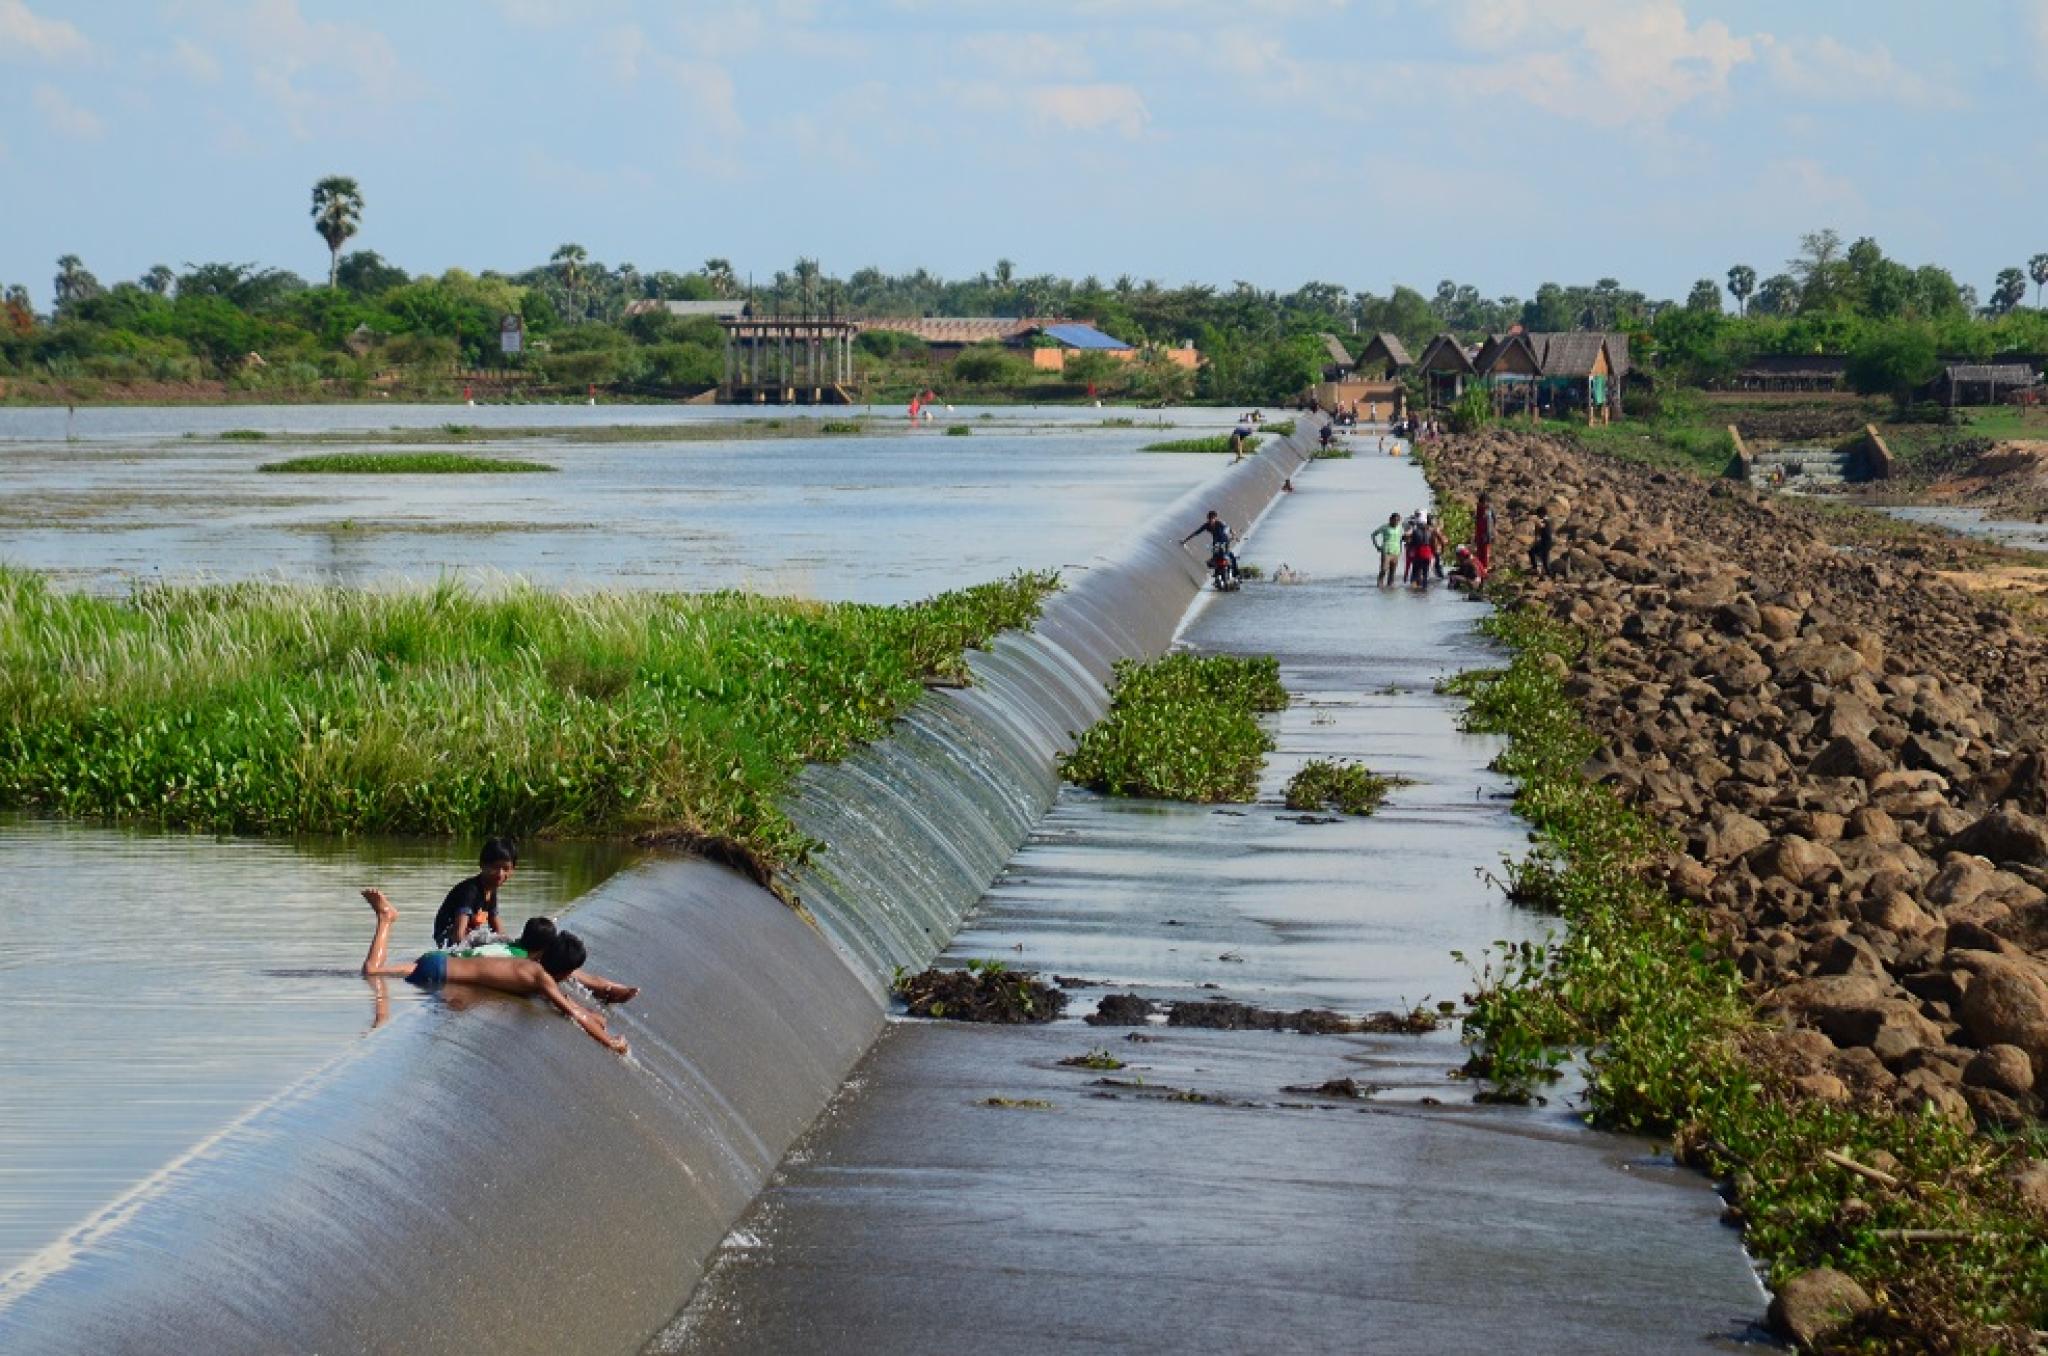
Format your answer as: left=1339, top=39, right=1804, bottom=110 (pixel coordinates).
left=718, top=315, right=859, bottom=405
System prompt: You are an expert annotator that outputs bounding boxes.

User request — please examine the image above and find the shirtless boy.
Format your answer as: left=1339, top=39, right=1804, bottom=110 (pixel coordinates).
left=359, top=889, right=628, bottom=1054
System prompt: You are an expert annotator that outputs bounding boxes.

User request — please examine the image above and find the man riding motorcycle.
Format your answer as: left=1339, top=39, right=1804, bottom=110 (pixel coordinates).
left=1182, top=510, right=1240, bottom=584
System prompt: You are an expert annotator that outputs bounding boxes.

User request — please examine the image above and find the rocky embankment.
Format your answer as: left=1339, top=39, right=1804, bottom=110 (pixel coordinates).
left=1440, top=429, right=2048, bottom=1135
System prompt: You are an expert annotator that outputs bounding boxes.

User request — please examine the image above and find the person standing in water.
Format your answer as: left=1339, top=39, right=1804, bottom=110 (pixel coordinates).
left=1473, top=493, right=1496, bottom=572
left=1371, top=512, right=1402, bottom=588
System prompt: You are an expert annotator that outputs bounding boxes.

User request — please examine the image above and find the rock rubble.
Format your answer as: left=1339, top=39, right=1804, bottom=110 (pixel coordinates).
left=1438, top=429, right=2048, bottom=1131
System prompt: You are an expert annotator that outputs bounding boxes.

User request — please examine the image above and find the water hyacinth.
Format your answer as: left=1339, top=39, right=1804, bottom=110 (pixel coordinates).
left=0, top=567, right=1056, bottom=865
left=1059, top=653, right=1287, bottom=802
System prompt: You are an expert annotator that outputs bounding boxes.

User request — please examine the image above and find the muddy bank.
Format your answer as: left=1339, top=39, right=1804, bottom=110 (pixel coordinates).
left=1436, top=428, right=2048, bottom=1132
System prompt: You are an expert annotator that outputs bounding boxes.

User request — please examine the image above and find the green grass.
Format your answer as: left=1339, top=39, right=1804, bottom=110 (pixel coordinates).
left=1059, top=654, right=1287, bottom=802
left=1553, top=416, right=1734, bottom=478
left=945, top=424, right=972, bottom=436
left=1436, top=587, right=2046, bottom=1351
left=0, top=567, right=1057, bottom=866
left=259, top=452, right=558, bottom=474
left=1141, top=434, right=1263, bottom=454
left=1282, top=759, right=1399, bottom=814
left=1100, top=417, right=1137, bottom=428
left=819, top=420, right=863, bottom=434
left=1262, top=419, right=1296, bottom=437
left=218, top=429, right=268, bottom=441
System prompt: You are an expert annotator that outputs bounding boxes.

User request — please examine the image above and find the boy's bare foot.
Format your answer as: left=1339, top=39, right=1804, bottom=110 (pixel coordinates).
left=361, top=888, right=397, bottom=921
left=609, top=985, right=640, bottom=1005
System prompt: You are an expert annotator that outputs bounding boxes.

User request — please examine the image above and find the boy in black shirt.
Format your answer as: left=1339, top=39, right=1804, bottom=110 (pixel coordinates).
left=432, top=839, right=518, bottom=948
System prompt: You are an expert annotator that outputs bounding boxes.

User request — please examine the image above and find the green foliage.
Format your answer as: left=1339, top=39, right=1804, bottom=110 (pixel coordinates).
left=1445, top=386, right=1493, bottom=434
left=0, top=567, right=1057, bottom=866
left=218, top=429, right=268, bottom=441
left=1846, top=321, right=1942, bottom=402
left=945, top=424, right=972, bottom=436
left=1141, top=434, right=1260, bottom=454
left=1434, top=579, right=2048, bottom=1349
left=1283, top=759, right=1398, bottom=815
left=1060, top=654, right=1288, bottom=803
left=819, top=420, right=863, bottom=434
left=259, top=453, right=557, bottom=474
left=951, top=344, right=1014, bottom=384
left=1261, top=419, right=1296, bottom=436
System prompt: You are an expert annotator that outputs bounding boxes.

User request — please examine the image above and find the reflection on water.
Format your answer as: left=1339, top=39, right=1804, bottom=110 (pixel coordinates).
left=1880, top=503, right=2048, bottom=554
left=0, top=815, right=635, bottom=1279
left=0, top=406, right=1244, bottom=603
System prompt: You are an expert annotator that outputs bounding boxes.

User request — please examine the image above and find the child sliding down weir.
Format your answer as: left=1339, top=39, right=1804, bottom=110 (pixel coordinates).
left=359, top=889, right=630, bottom=1054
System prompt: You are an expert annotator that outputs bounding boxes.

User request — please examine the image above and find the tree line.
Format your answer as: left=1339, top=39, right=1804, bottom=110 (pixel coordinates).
left=5, top=179, right=2045, bottom=404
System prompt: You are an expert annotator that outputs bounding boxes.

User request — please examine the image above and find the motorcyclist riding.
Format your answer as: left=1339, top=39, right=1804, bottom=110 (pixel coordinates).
left=1182, top=509, right=1239, bottom=579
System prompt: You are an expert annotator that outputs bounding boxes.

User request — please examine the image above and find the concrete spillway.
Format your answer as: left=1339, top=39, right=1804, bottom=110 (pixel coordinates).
left=0, top=437, right=1308, bottom=1355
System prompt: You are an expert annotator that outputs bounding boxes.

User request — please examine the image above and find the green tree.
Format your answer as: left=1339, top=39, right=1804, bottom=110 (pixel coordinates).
left=1991, top=267, right=2028, bottom=315
left=53, top=255, right=102, bottom=312
left=2031, top=254, right=2048, bottom=308
left=1752, top=272, right=1800, bottom=317
left=1845, top=322, right=1940, bottom=403
left=1684, top=279, right=1722, bottom=313
left=310, top=176, right=365, bottom=288
left=1789, top=229, right=1844, bottom=311
left=335, top=250, right=410, bottom=298
left=702, top=258, right=738, bottom=298
left=1725, top=264, right=1755, bottom=316
left=140, top=265, right=175, bottom=297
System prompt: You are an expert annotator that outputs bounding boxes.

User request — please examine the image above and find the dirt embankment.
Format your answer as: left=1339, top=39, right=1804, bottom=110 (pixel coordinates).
left=1441, top=429, right=2048, bottom=1131
left=1923, top=441, right=2048, bottom=521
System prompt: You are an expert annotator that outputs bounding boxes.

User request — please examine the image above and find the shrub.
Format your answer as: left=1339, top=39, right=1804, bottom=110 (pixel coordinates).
left=1283, top=759, right=1399, bottom=814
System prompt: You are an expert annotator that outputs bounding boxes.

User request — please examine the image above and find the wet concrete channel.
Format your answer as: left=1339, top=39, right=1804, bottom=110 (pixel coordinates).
left=659, top=446, right=1771, bottom=1353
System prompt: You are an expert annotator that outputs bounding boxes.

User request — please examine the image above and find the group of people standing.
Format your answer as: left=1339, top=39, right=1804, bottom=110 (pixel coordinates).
left=1370, top=493, right=1497, bottom=591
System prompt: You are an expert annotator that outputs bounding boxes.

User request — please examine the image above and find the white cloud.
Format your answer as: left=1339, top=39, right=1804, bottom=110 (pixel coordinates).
left=958, top=32, right=1093, bottom=80
left=1762, top=34, right=1961, bottom=110
left=1027, top=82, right=1150, bottom=137
left=1449, top=0, right=1754, bottom=128
left=168, top=37, right=220, bottom=83
left=32, top=83, right=104, bottom=138
left=0, top=0, right=86, bottom=62
left=189, top=0, right=418, bottom=138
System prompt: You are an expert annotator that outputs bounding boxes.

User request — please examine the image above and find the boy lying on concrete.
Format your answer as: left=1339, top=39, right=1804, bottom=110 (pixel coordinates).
left=359, top=889, right=628, bottom=1054
left=456, top=915, right=640, bottom=1005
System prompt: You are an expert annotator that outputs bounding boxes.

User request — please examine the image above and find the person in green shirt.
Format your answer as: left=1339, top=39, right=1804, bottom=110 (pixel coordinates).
left=1371, top=512, right=1402, bottom=588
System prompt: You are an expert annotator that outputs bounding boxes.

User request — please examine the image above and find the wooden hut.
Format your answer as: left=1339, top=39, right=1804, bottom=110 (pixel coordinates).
left=1415, top=333, right=1475, bottom=406
left=1351, top=331, right=1413, bottom=378
left=1936, top=362, right=2040, bottom=407
left=1477, top=332, right=1618, bottom=422
left=1318, top=333, right=1355, bottom=382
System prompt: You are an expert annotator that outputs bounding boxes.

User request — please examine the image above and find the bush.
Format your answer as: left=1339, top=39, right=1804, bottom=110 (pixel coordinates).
left=1446, top=386, right=1493, bottom=433
left=951, top=344, right=1016, bottom=384
left=1284, top=759, right=1399, bottom=814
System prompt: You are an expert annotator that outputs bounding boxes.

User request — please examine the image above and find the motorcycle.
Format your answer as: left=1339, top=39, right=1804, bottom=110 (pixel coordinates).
left=1208, top=544, right=1242, bottom=592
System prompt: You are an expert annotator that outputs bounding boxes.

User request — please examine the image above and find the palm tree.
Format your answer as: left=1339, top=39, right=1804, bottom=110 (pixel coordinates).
left=310, top=176, right=364, bottom=288
left=551, top=243, right=588, bottom=320
left=792, top=257, right=821, bottom=313
left=1726, top=264, right=1756, bottom=316
left=2031, top=254, right=2048, bottom=308
left=702, top=258, right=738, bottom=298
left=141, top=264, right=175, bottom=296
left=53, top=254, right=101, bottom=310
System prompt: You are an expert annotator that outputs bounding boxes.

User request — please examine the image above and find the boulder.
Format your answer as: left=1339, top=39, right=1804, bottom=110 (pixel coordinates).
left=1768, top=1268, right=1873, bottom=1351
left=1746, top=835, right=1842, bottom=888
left=1961, top=1044, right=2034, bottom=1098
left=1941, top=810, right=2048, bottom=868
left=1925, top=857, right=1995, bottom=909
left=1706, top=811, right=1770, bottom=862
left=2012, top=1162, right=2048, bottom=1219
left=1952, top=952, right=2048, bottom=1078
left=1808, top=735, right=1890, bottom=782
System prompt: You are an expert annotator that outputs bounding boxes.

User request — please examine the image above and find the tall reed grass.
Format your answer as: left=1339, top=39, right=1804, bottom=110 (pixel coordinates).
left=0, top=567, right=1055, bottom=863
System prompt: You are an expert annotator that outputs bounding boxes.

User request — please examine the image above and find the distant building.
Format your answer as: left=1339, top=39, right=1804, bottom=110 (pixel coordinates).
left=854, top=317, right=1198, bottom=371
left=1318, top=333, right=1356, bottom=382
left=1474, top=330, right=1625, bottom=421
left=1350, top=332, right=1413, bottom=378
left=624, top=298, right=751, bottom=320
left=1719, top=354, right=1848, bottom=392
left=1933, top=362, right=2041, bottom=407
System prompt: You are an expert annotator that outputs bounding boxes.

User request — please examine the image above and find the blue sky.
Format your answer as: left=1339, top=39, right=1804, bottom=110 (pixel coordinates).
left=4, top=0, right=2045, bottom=309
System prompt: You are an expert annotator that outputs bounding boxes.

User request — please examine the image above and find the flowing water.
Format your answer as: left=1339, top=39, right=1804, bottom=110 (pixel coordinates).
left=0, top=404, right=1236, bottom=601
left=1878, top=503, right=2048, bottom=554
left=0, top=816, right=635, bottom=1281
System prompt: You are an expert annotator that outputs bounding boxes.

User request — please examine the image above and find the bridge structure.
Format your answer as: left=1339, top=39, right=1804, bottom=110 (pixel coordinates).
left=719, top=315, right=859, bottom=404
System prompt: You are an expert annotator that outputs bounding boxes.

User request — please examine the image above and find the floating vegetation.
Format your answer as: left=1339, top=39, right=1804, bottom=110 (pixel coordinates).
left=819, top=420, right=863, bottom=434
left=1141, top=434, right=1262, bottom=454
left=1057, top=1048, right=1127, bottom=1070
left=0, top=567, right=1057, bottom=864
left=218, top=429, right=269, bottom=441
left=945, top=424, right=972, bottom=436
left=1059, top=654, right=1288, bottom=802
left=260, top=452, right=558, bottom=474
left=1283, top=759, right=1401, bottom=815
left=894, top=959, right=1069, bottom=1023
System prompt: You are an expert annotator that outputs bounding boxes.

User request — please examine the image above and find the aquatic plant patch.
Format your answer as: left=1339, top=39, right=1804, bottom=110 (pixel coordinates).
left=0, top=567, right=1056, bottom=866
left=895, top=959, right=1068, bottom=1023
left=1059, top=654, right=1287, bottom=802
left=1440, top=602, right=2047, bottom=1351
left=259, top=452, right=558, bottom=474
left=1282, top=759, right=1399, bottom=815
left=1140, top=435, right=1263, bottom=454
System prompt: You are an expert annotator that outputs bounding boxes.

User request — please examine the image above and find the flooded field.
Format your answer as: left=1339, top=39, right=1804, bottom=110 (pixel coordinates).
left=0, top=404, right=1237, bottom=601
left=0, top=817, right=634, bottom=1282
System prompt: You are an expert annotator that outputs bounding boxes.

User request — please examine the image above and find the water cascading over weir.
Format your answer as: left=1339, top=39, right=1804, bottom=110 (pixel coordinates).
left=0, top=434, right=1311, bottom=1356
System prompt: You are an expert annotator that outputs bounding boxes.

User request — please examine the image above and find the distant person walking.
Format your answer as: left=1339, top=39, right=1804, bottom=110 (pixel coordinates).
left=1529, top=512, right=1556, bottom=577
left=1473, top=493, right=1495, bottom=572
left=1371, top=512, right=1402, bottom=588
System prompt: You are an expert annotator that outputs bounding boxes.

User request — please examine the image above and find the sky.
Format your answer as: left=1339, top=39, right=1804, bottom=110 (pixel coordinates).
left=4, top=0, right=2047, bottom=310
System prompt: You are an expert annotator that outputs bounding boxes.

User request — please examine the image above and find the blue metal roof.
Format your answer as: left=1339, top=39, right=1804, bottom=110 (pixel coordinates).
left=1039, top=323, right=1132, bottom=350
